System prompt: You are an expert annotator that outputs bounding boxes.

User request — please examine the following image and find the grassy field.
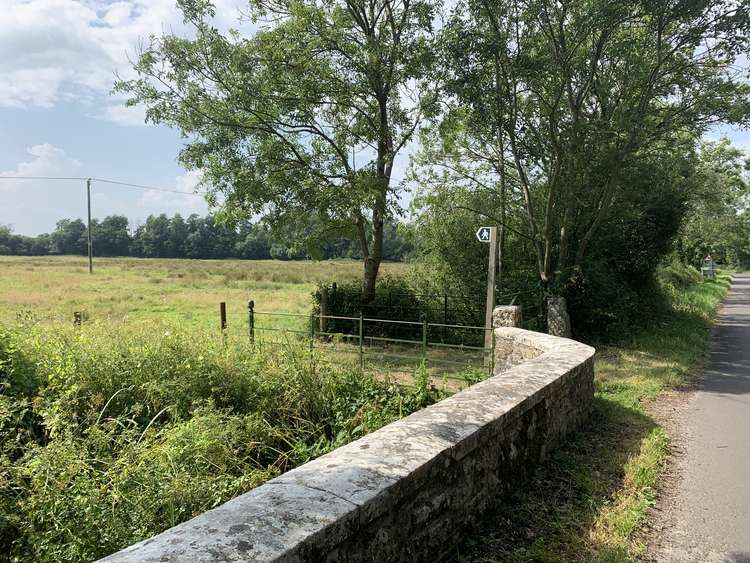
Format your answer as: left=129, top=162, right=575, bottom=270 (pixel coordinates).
left=0, top=255, right=408, bottom=331
left=0, top=256, right=489, bottom=384
left=454, top=273, right=732, bottom=562
left=0, top=256, right=445, bottom=562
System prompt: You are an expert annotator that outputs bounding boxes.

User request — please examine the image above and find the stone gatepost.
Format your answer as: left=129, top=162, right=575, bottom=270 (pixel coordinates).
left=547, top=296, right=571, bottom=338
left=493, top=305, right=523, bottom=328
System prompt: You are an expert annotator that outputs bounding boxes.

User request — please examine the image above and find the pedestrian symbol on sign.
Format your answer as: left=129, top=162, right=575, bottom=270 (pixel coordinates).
left=476, top=227, right=492, bottom=242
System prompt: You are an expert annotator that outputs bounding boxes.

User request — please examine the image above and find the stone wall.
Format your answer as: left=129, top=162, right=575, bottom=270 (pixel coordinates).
left=100, top=329, right=595, bottom=563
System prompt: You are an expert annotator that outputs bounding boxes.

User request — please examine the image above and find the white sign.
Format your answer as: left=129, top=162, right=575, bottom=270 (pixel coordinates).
left=476, top=226, right=492, bottom=242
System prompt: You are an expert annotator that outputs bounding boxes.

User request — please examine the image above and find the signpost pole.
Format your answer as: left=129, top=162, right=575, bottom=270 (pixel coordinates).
left=483, top=227, right=498, bottom=359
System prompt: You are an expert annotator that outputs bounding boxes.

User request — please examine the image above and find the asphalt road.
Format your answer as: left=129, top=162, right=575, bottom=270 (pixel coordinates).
left=653, top=274, right=750, bottom=562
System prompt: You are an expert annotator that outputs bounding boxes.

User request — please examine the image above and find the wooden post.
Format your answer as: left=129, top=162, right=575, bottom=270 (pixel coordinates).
left=220, top=302, right=227, bottom=332
left=358, top=312, right=364, bottom=372
left=484, top=227, right=498, bottom=356
left=443, top=294, right=448, bottom=342
left=247, top=300, right=254, bottom=343
left=319, top=287, right=328, bottom=334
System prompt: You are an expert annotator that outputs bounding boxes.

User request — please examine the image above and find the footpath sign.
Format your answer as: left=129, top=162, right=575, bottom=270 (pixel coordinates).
left=476, top=226, right=492, bottom=242
left=703, top=254, right=716, bottom=279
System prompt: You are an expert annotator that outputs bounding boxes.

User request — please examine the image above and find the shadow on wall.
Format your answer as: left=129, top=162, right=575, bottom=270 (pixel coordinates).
left=451, top=396, right=658, bottom=562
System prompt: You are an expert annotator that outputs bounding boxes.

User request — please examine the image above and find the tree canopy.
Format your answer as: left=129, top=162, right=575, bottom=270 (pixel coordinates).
left=116, top=0, right=438, bottom=298
left=415, top=0, right=750, bottom=287
left=0, top=214, right=414, bottom=261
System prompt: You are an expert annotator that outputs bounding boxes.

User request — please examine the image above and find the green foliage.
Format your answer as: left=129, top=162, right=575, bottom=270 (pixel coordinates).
left=675, top=138, right=750, bottom=269
left=312, top=276, right=484, bottom=344
left=656, top=260, right=702, bottom=291
left=0, top=215, right=415, bottom=262
left=0, top=322, right=442, bottom=561
left=411, top=0, right=750, bottom=335
left=115, top=0, right=439, bottom=296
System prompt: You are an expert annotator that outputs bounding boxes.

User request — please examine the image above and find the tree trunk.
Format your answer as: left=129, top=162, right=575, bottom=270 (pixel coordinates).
left=363, top=213, right=383, bottom=303
left=362, top=91, right=390, bottom=303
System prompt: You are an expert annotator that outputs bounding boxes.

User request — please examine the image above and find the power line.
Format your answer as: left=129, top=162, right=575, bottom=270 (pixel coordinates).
left=0, top=174, right=206, bottom=274
left=0, top=175, right=88, bottom=181
left=0, top=175, right=201, bottom=196
left=91, top=177, right=199, bottom=196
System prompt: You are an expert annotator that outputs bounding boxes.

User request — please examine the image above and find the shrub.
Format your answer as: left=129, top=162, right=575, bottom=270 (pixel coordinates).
left=312, top=276, right=483, bottom=345
left=655, top=259, right=702, bottom=290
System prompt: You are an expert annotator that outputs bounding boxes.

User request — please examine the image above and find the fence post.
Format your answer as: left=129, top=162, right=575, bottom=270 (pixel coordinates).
left=248, top=300, right=254, bottom=344
left=422, top=318, right=428, bottom=366
left=220, top=301, right=227, bottom=330
left=309, top=312, right=315, bottom=351
left=319, top=287, right=328, bottom=334
left=359, top=311, right=364, bottom=372
left=443, top=294, right=448, bottom=342
left=490, top=329, right=496, bottom=375
left=73, top=311, right=82, bottom=326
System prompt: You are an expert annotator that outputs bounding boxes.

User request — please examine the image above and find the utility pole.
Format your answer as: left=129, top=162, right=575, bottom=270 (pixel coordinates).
left=86, top=178, right=93, bottom=274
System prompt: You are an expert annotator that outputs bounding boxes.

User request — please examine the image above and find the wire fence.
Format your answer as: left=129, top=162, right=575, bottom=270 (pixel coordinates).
left=246, top=303, right=494, bottom=384
left=60, top=283, right=547, bottom=386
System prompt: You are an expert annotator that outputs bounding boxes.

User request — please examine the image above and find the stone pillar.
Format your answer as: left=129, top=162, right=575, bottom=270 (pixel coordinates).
left=547, top=296, right=571, bottom=338
left=493, top=305, right=523, bottom=328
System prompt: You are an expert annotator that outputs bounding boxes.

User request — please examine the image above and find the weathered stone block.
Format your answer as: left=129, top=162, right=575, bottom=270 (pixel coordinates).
left=547, top=296, right=572, bottom=338
left=492, top=305, right=523, bottom=328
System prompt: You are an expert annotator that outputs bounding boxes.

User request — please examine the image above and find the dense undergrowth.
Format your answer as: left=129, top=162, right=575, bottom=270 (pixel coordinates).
left=454, top=266, right=732, bottom=562
left=0, top=322, right=444, bottom=562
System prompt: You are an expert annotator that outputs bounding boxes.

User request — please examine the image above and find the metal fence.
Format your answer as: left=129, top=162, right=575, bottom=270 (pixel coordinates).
left=246, top=303, right=494, bottom=382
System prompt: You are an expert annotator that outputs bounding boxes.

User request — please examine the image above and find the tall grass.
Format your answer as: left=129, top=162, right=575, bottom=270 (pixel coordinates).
left=0, top=321, right=443, bottom=562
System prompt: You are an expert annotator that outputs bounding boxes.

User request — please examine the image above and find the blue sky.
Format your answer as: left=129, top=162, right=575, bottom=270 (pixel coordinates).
left=1, top=0, right=748, bottom=236
left=0, top=0, right=243, bottom=235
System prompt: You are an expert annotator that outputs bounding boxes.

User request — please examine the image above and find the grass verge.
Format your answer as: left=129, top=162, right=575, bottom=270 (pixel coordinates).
left=453, top=273, right=732, bottom=562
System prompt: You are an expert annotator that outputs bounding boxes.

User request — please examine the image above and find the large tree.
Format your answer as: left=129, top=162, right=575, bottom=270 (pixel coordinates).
left=116, top=0, right=437, bottom=300
left=676, top=137, right=750, bottom=267
left=418, top=0, right=750, bottom=290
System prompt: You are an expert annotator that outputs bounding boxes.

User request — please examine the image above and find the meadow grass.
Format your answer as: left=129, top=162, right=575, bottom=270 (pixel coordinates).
left=0, top=256, right=488, bottom=562
left=0, top=255, right=408, bottom=333
left=454, top=273, right=732, bottom=562
left=0, top=256, right=486, bottom=385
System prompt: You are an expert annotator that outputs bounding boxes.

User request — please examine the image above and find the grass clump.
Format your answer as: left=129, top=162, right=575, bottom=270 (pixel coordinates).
left=454, top=273, right=732, bottom=562
left=0, top=321, right=443, bottom=562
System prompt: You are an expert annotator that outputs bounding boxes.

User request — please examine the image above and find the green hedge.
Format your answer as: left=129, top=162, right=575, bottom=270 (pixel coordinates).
left=312, top=276, right=484, bottom=345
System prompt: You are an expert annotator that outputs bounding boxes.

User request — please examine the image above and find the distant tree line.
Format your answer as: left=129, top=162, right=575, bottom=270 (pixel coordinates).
left=0, top=214, right=415, bottom=261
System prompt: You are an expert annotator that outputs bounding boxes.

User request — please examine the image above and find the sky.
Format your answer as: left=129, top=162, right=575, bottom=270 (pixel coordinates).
left=0, top=0, right=247, bottom=235
left=1, top=1, right=749, bottom=236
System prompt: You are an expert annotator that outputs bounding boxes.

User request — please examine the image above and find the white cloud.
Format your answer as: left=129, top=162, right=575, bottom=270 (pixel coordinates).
left=0, top=144, right=85, bottom=232
left=0, top=143, right=82, bottom=190
left=136, top=169, right=207, bottom=214
left=0, top=0, right=246, bottom=121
